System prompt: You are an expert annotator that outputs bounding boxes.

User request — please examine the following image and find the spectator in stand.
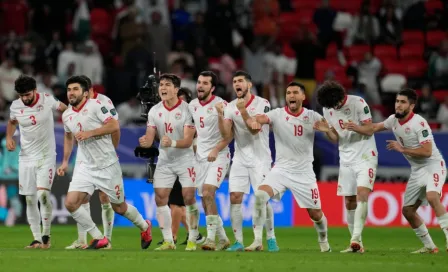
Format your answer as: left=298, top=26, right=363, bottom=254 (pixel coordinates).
left=3, top=32, right=21, bottom=61
left=58, top=62, right=77, bottom=85
left=0, top=57, right=22, bottom=103
left=415, top=84, right=439, bottom=120
left=205, top=0, right=236, bottom=56
left=436, top=96, right=448, bottom=131
left=167, top=40, right=195, bottom=69
left=57, top=41, right=81, bottom=79
left=187, top=12, right=208, bottom=53
left=79, top=40, right=103, bottom=85
left=180, top=66, right=197, bottom=98
left=428, top=39, right=448, bottom=88
left=252, top=0, right=279, bottom=39
left=346, top=1, right=380, bottom=46
left=148, top=11, right=171, bottom=73
left=116, top=6, right=147, bottom=60
left=18, top=41, right=36, bottom=70
left=171, top=0, right=191, bottom=42
left=0, top=0, right=29, bottom=37
left=45, top=31, right=64, bottom=72
left=356, top=51, right=382, bottom=105
left=378, top=4, right=402, bottom=45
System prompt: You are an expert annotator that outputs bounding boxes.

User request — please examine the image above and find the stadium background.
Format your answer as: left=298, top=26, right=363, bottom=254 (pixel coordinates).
left=0, top=0, right=447, bottom=229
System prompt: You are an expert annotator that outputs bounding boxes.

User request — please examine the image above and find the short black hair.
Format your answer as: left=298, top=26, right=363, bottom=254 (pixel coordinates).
left=159, top=73, right=181, bottom=88
left=199, top=71, right=218, bottom=87
left=287, top=81, right=306, bottom=92
left=316, top=80, right=346, bottom=108
left=79, top=75, right=92, bottom=89
left=178, top=87, right=192, bottom=103
left=66, top=75, right=89, bottom=92
left=232, top=70, right=252, bottom=82
left=15, top=75, right=36, bottom=94
left=397, top=88, right=418, bottom=105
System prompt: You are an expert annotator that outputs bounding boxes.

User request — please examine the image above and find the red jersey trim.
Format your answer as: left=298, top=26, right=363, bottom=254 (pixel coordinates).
left=72, top=98, right=89, bottom=113
left=398, top=112, right=414, bottom=126
left=245, top=94, right=255, bottom=108
left=284, top=106, right=304, bottom=117
left=28, top=93, right=40, bottom=108
left=199, top=95, right=216, bottom=106
left=163, top=99, right=182, bottom=111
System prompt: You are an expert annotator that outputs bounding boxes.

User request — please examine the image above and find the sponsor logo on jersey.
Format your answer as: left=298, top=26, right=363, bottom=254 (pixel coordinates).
left=37, top=105, right=44, bottom=111
left=364, top=106, right=369, bottom=114
left=101, top=106, right=108, bottom=114
left=422, top=129, right=429, bottom=137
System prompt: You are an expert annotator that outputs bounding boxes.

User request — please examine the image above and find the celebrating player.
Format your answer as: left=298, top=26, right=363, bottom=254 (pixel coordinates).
left=66, top=75, right=118, bottom=249
left=156, top=87, right=205, bottom=246
left=372, top=89, right=448, bottom=253
left=189, top=71, right=231, bottom=251
left=315, top=81, right=378, bottom=253
left=245, top=82, right=331, bottom=252
left=217, top=70, right=278, bottom=252
left=7, top=75, right=67, bottom=249
left=139, top=74, right=199, bottom=251
left=58, top=76, right=152, bottom=250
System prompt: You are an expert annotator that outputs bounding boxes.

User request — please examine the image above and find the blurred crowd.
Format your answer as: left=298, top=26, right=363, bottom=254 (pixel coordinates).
left=0, top=0, right=447, bottom=130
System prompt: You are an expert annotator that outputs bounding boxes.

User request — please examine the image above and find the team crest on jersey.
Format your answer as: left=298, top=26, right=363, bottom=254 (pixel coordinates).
left=82, top=108, right=89, bottom=116
left=175, top=112, right=182, bottom=120
left=344, top=108, right=351, bottom=115
left=249, top=107, right=256, bottom=114
left=422, top=129, right=429, bottom=137
left=37, top=105, right=44, bottom=111
left=303, top=116, right=310, bottom=124
left=207, top=107, right=213, bottom=114
left=405, top=127, right=411, bottom=134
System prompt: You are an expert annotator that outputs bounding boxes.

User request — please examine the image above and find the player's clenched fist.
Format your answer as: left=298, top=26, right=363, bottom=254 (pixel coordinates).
left=250, top=121, right=262, bottom=130
left=139, top=135, right=150, bottom=147
left=57, top=162, right=68, bottom=176
left=6, top=137, right=16, bottom=151
left=161, top=135, right=172, bottom=147
left=215, top=102, right=224, bottom=115
left=236, top=98, right=245, bottom=111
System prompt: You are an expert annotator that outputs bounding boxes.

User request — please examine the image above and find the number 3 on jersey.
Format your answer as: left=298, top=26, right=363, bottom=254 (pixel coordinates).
left=165, top=122, right=173, bottom=133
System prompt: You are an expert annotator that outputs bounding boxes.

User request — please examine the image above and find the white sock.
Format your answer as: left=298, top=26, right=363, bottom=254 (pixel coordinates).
left=186, top=204, right=200, bottom=242
left=70, top=207, right=103, bottom=240
left=437, top=213, right=448, bottom=241
left=26, top=195, right=42, bottom=242
left=123, top=204, right=148, bottom=231
left=253, top=190, right=270, bottom=241
left=206, top=215, right=218, bottom=241
left=216, top=216, right=228, bottom=241
left=352, top=202, right=367, bottom=242
left=230, top=204, right=243, bottom=243
left=413, top=224, right=436, bottom=249
left=312, top=213, right=328, bottom=242
left=265, top=202, right=275, bottom=240
left=346, top=208, right=356, bottom=237
left=37, top=190, right=52, bottom=236
left=101, top=203, right=115, bottom=241
left=156, top=205, right=173, bottom=243
left=78, top=203, right=90, bottom=244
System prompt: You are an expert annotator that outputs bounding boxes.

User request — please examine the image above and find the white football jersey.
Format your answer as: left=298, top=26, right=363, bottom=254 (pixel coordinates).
left=147, top=100, right=195, bottom=163
left=323, top=95, right=378, bottom=165
left=76, top=92, right=118, bottom=163
left=10, top=93, right=61, bottom=161
left=266, top=107, right=322, bottom=174
left=189, top=95, right=230, bottom=161
left=224, top=95, right=271, bottom=167
left=383, top=113, right=445, bottom=168
left=63, top=98, right=118, bottom=170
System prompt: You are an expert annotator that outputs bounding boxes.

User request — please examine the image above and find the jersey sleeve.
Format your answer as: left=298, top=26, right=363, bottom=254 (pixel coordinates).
left=146, top=107, right=156, bottom=128
left=355, top=98, right=372, bottom=123
left=265, top=109, right=279, bottom=125
left=223, top=104, right=233, bottom=121
left=322, top=108, right=333, bottom=128
left=45, top=93, right=61, bottom=111
left=184, top=106, right=195, bottom=128
left=9, top=104, right=16, bottom=121
left=93, top=100, right=115, bottom=124
left=257, top=98, right=271, bottom=115
left=312, top=111, right=324, bottom=123
left=62, top=113, right=71, bottom=132
left=415, top=118, right=434, bottom=145
left=382, top=114, right=395, bottom=130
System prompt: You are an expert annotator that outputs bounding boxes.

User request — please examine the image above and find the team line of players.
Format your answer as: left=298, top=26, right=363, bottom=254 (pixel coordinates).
left=6, top=70, right=447, bottom=253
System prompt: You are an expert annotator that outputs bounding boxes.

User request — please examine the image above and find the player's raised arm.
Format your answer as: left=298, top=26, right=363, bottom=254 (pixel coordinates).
left=371, top=122, right=388, bottom=133
left=236, top=98, right=259, bottom=135
left=344, top=100, right=375, bottom=136
left=216, top=102, right=233, bottom=140
left=314, top=117, right=339, bottom=143
left=161, top=125, right=196, bottom=148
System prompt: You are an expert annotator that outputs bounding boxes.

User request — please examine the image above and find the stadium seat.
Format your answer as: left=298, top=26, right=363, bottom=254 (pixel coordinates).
left=402, top=31, right=425, bottom=45
left=373, top=45, right=398, bottom=61
left=315, top=60, right=345, bottom=82
left=399, top=44, right=425, bottom=60
left=347, top=44, right=371, bottom=62
left=433, top=89, right=448, bottom=103
left=425, top=0, right=444, bottom=15
left=282, top=43, right=296, bottom=58
left=426, top=30, right=447, bottom=48
left=298, top=9, right=315, bottom=25
left=428, top=122, right=441, bottom=130
left=382, top=60, right=406, bottom=75
left=326, top=43, right=339, bottom=58
left=403, top=59, right=428, bottom=78
left=291, top=0, right=319, bottom=10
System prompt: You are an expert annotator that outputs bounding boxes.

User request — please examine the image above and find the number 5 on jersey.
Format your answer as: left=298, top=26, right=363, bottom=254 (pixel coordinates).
left=165, top=122, right=173, bottom=133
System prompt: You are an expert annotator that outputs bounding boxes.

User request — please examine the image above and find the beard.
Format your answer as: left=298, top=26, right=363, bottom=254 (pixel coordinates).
left=395, top=108, right=409, bottom=119
left=236, top=87, right=249, bottom=98
left=69, top=95, right=84, bottom=107
left=198, top=88, right=211, bottom=101
left=21, top=94, right=35, bottom=106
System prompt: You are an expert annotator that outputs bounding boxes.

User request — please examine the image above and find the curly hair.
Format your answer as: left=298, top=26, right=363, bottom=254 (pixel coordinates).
left=15, top=75, right=36, bottom=94
left=316, top=80, right=346, bottom=109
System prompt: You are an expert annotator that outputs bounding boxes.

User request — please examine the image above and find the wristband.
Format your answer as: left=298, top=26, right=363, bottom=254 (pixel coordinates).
left=171, top=140, right=177, bottom=147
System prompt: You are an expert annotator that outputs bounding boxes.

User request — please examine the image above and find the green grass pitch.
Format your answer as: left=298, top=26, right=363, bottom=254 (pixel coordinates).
left=0, top=226, right=447, bottom=272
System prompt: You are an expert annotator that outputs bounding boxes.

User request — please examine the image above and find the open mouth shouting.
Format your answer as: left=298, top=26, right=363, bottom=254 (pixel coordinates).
left=289, top=100, right=297, bottom=107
